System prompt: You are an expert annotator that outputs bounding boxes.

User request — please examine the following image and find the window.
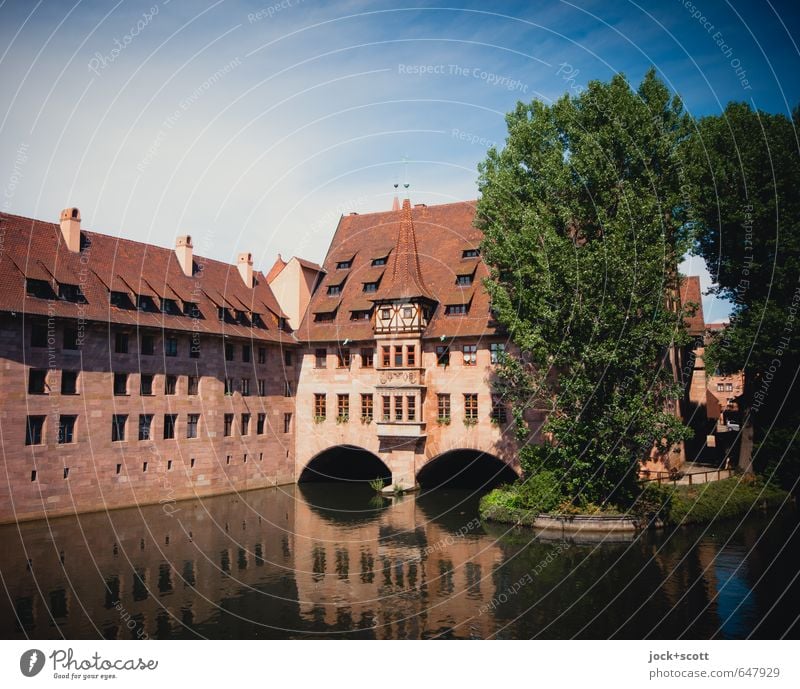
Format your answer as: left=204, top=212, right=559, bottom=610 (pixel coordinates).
left=165, top=375, right=177, bottom=395
left=217, top=306, right=227, bottom=322
left=363, top=282, right=378, bottom=293
left=61, top=371, right=78, bottom=395
left=113, top=373, right=128, bottom=396
left=371, top=256, right=387, bottom=266
left=138, top=414, right=153, bottom=441
left=491, top=394, right=507, bottom=424
left=189, top=337, right=200, bottom=358
left=58, top=414, right=78, bottom=445
left=436, top=345, right=450, bottom=366
left=337, top=348, right=351, bottom=368
left=140, top=374, right=154, bottom=396
left=406, top=345, right=416, bottom=366
left=394, top=346, right=403, bottom=367
left=63, top=328, right=79, bottom=350
left=394, top=396, right=403, bottom=421
left=361, top=348, right=374, bottom=368
left=462, top=248, right=480, bottom=258
left=283, top=349, right=292, bottom=366
left=407, top=396, right=416, bottom=421
left=110, top=291, right=131, bottom=309
left=183, top=301, right=199, bottom=317
left=284, top=381, right=292, bottom=397
left=315, top=348, right=327, bottom=368
left=163, top=414, right=177, bottom=440
left=283, top=413, right=292, bottom=433
left=161, top=298, right=179, bottom=315
left=382, top=395, right=391, bottom=422
left=717, top=383, right=724, bottom=392
left=114, top=332, right=129, bottom=354
left=350, top=310, right=371, bottom=320
left=224, top=378, right=234, bottom=395
left=456, top=274, right=473, bottom=286
left=31, top=323, right=47, bottom=347
left=259, top=347, right=267, bottom=364
left=337, top=394, right=349, bottom=421
left=137, top=295, right=157, bottom=312
left=361, top=394, right=373, bottom=421
left=26, top=278, right=53, bottom=299
left=63, top=467, right=70, bottom=480
left=336, top=259, right=352, bottom=270
left=242, top=344, right=251, bottom=363
left=164, top=337, right=178, bottom=357
left=140, top=334, right=155, bottom=355
left=112, top=415, right=127, bottom=442
left=314, top=311, right=335, bottom=322
left=327, top=284, right=342, bottom=296
left=258, top=379, right=265, bottom=396
left=437, top=394, right=451, bottom=421
left=187, top=414, right=199, bottom=439
left=382, top=346, right=391, bottom=367
left=445, top=304, right=468, bottom=316
left=464, top=394, right=478, bottom=421
left=188, top=376, right=199, bottom=395
left=725, top=383, right=733, bottom=392
left=463, top=344, right=477, bottom=366
left=314, top=393, right=327, bottom=420
left=28, top=369, right=47, bottom=394
left=380, top=307, right=390, bottom=319
left=58, top=283, right=85, bottom=303
left=25, top=416, right=45, bottom=445
left=224, top=414, right=234, bottom=437
left=257, top=413, right=266, bottom=435
left=225, top=343, right=234, bottom=361
left=490, top=342, right=506, bottom=364
left=241, top=378, right=251, bottom=397
left=241, top=413, right=250, bottom=436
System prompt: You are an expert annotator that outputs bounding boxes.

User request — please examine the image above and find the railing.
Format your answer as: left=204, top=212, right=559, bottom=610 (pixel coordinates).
left=640, top=467, right=734, bottom=486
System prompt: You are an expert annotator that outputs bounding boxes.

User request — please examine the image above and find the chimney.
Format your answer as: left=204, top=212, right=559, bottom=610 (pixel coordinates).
left=59, top=207, right=81, bottom=252
left=175, top=235, right=193, bottom=276
left=237, top=252, right=253, bottom=287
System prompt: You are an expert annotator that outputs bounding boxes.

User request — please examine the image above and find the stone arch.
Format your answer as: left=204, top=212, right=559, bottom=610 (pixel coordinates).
left=416, top=448, right=519, bottom=489
left=298, top=444, right=392, bottom=484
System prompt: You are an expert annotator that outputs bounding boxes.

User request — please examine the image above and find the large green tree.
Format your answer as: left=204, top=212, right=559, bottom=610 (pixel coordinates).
left=477, top=70, right=693, bottom=506
left=683, top=103, right=800, bottom=489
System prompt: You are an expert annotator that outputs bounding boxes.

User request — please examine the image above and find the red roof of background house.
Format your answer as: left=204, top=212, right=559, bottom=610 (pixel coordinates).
left=296, top=200, right=499, bottom=343
left=680, top=275, right=706, bottom=336
left=0, top=211, right=291, bottom=343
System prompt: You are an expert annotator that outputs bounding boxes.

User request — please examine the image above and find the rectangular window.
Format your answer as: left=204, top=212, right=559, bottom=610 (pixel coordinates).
left=115, top=332, right=129, bottom=353
left=380, top=307, right=391, bottom=320
left=337, top=394, right=349, bottom=420
left=462, top=248, right=480, bottom=258
left=163, top=414, right=177, bottom=440
left=491, top=394, right=507, bottom=424
left=56, top=284, right=81, bottom=303
left=407, top=396, right=416, bottom=421
left=58, top=415, right=77, bottom=444
left=382, top=395, right=391, bottom=422
left=436, top=345, right=450, bottom=366
left=463, top=344, right=477, bottom=366
left=28, top=369, right=47, bottom=394
left=403, top=306, right=413, bottom=319
left=394, top=396, right=403, bottom=422
left=337, top=348, right=351, bottom=368
left=490, top=342, right=506, bottom=364
left=336, top=259, right=352, bottom=270
left=138, top=414, right=153, bottom=441
left=283, top=349, right=292, bottom=366
left=327, top=284, right=341, bottom=296
left=164, top=337, right=178, bottom=357
left=110, top=291, right=130, bottom=309
left=394, top=346, right=403, bottom=367
left=241, top=378, right=251, bottom=397
left=113, top=373, right=128, bottom=396
left=725, top=383, right=733, bottom=392
left=165, top=374, right=177, bottom=395
left=406, top=345, right=416, bottom=367
left=464, top=394, right=478, bottom=420
left=241, top=413, right=250, bottom=436
left=363, top=282, right=378, bottom=293
left=183, top=301, right=199, bottom=317
left=25, top=415, right=45, bottom=445
left=717, top=383, right=724, bottom=392
left=31, top=323, right=47, bottom=347
left=224, top=414, right=234, bottom=437
left=382, top=346, right=391, bottom=367
left=437, top=394, right=451, bottom=421
left=314, top=393, right=327, bottom=420
left=187, top=414, right=199, bottom=439
left=189, top=337, right=201, bottom=359
left=258, top=379, right=265, bottom=396
left=456, top=274, right=473, bottom=286
left=188, top=376, right=199, bottom=395
left=61, top=370, right=78, bottom=395
left=360, top=348, right=374, bottom=368
left=257, top=413, right=266, bottom=435
left=63, top=328, right=79, bottom=350
left=111, top=414, right=127, bottom=442
left=283, top=413, right=292, bottom=433
left=361, top=394, right=373, bottom=421
left=224, top=378, right=233, bottom=395
left=372, top=256, right=387, bottom=266
left=26, top=278, right=52, bottom=299
left=259, top=347, right=267, bottom=364
left=350, top=310, right=371, bottom=320
left=140, top=374, right=154, bottom=396
left=315, top=348, right=327, bottom=368
left=242, top=344, right=251, bottom=363
left=225, top=343, right=234, bottom=361
left=140, top=334, right=155, bottom=356
left=284, top=381, right=292, bottom=397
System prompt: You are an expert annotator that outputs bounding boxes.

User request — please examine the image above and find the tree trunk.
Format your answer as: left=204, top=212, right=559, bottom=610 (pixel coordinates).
left=738, top=411, right=754, bottom=474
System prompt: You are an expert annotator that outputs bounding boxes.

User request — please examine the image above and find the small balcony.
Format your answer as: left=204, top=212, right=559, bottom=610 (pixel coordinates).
left=376, top=420, right=427, bottom=439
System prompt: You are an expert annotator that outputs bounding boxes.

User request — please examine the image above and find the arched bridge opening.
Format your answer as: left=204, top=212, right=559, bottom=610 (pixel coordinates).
left=298, top=445, right=391, bottom=485
left=416, top=449, right=518, bottom=490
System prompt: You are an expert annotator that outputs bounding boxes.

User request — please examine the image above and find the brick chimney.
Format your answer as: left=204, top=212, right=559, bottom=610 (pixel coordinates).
left=237, top=252, right=254, bottom=287
left=175, top=235, right=193, bottom=276
left=59, top=207, right=81, bottom=252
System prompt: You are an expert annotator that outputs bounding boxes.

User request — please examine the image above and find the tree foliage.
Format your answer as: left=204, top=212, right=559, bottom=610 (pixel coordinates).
left=477, top=70, right=692, bottom=505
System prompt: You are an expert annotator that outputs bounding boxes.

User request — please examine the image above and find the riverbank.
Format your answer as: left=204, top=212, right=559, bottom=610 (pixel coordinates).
left=479, top=476, right=791, bottom=531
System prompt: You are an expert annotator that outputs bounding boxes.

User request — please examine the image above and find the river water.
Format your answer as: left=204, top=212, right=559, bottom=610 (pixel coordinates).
left=1, top=483, right=797, bottom=639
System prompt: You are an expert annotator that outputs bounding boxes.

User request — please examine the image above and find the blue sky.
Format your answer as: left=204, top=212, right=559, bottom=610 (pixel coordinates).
left=2, top=0, right=799, bottom=322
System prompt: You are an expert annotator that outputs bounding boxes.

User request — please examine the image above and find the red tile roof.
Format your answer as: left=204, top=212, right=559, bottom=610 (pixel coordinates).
left=296, top=200, right=500, bottom=343
left=0, top=211, right=291, bottom=343
left=680, top=275, right=705, bottom=336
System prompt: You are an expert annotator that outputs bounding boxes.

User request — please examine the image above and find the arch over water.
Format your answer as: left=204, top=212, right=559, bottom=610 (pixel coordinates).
left=416, top=449, right=518, bottom=489
left=298, top=444, right=392, bottom=484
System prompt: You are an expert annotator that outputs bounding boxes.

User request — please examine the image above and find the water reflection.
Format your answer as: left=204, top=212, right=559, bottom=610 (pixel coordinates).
left=0, top=484, right=796, bottom=639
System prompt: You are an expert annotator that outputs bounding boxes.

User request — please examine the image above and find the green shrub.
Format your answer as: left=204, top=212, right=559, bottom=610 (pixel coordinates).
left=515, top=470, right=563, bottom=512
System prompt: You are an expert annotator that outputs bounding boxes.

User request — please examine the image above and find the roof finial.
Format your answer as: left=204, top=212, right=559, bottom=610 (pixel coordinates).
left=392, top=182, right=400, bottom=211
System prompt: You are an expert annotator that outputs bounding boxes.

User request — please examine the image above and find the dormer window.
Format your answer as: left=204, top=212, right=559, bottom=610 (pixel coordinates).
left=26, top=278, right=55, bottom=299
left=350, top=309, right=371, bottom=321
left=252, top=313, right=266, bottom=329
left=327, top=284, right=342, bottom=296
left=235, top=310, right=250, bottom=326
left=445, top=304, right=468, bottom=316
left=58, top=283, right=86, bottom=303
left=137, top=295, right=158, bottom=313
left=371, top=256, right=387, bottom=267
left=456, top=274, right=473, bottom=286
left=335, top=259, right=352, bottom=270
left=363, top=282, right=378, bottom=293
left=462, top=248, right=480, bottom=259
left=314, top=311, right=336, bottom=323
left=217, top=306, right=227, bottom=321
left=110, top=291, right=132, bottom=309
left=160, top=298, right=180, bottom=315
left=183, top=301, right=199, bottom=318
